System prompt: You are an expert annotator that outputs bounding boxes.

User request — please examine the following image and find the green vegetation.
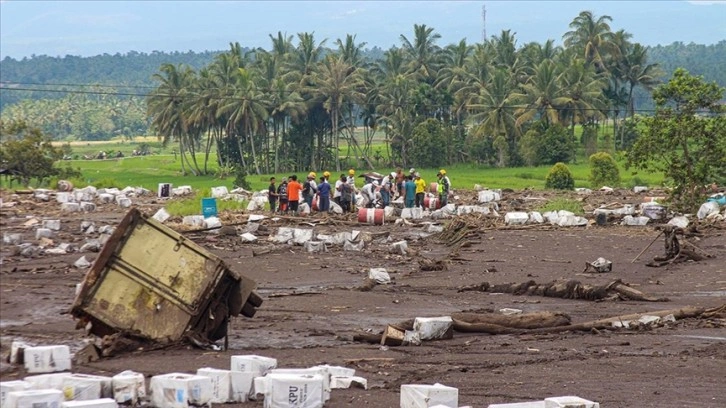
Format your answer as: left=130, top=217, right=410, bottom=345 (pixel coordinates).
left=538, top=197, right=584, bottom=215
left=545, top=162, right=575, bottom=190
left=626, top=69, right=726, bottom=211
left=164, top=188, right=246, bottom=217
left=589, top=152, right=620, bottom=187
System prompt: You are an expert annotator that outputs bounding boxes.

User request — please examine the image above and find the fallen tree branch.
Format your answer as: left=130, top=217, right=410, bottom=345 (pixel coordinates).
left=458, top=279, right=669, bottom=302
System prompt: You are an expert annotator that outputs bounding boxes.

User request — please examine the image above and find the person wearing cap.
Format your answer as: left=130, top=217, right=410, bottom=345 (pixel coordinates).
left=347, top=169, right=357, bottom=212
left=268, top=177, right=279, bottom=213
left=277, top=177, right=289, bottom=213
left=437, top=169, right=451, bottom=207
left=361, top=179, right=378, bottom=208
left=414, top=172, right=426, bottom=208
left=317, top=175, right=331, bottom=213
left=287, top=174, right=303, bottom=215
left=302, top=172, right=318, bottom=209
left=380, top=172, right=394, bottom=208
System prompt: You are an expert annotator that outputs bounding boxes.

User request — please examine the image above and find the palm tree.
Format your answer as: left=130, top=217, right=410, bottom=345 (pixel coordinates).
left=310, top=54, right=364, bottom=171
left=554, top=59, right=607, bottom=135
left=621, top=43, right=661, bottom=118
left=399, top=24, right=442, bottom=83
left=513, top=59, right=563, bottom=127
left=336, top=34, right=367, bottom=68
left=466, top=69, right=519, bottom=167
left=147, top=63, right=199, bottom=175
left=563, top=11, right=615, bottom=73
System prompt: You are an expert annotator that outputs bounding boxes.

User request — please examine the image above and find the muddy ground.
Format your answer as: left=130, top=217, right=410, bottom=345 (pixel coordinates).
left=1, top=188, right=724, bottom=407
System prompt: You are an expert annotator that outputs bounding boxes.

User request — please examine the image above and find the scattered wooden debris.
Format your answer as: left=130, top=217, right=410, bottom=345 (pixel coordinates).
left=647, top=225, right=713, bottom=267
left=457, top=279, right=669, bottom=302
left=418, top=258, right=447, bottom=271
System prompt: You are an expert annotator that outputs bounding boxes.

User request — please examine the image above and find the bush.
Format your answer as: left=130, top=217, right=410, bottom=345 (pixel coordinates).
left=545, top=162, right=575, bottom=190
left=589, top=152, right=620, bottom=188
left=519, top=122, right=575, bottom=166
left=233, top=168, right=252, bottom=190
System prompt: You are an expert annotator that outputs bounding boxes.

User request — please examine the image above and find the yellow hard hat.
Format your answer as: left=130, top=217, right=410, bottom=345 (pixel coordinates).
left=308, top=172, right=316, bottom=178
left=348, top=169, right=355, bottom=175
left=439, top=169, right=446, bottom=175
left=323, top=171, right=331, bottom=178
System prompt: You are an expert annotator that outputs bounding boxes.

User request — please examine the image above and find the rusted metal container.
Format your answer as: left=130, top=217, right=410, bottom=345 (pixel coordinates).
left=70, top=208, right=262, bottom=345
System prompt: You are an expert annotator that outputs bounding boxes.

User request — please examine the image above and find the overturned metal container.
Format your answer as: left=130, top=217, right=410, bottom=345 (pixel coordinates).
left=71, top=208, right=262, bottom=345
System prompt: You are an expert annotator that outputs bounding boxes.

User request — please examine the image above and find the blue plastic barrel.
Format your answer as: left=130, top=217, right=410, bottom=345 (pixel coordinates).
left=201, top=197, right=218, bottom=218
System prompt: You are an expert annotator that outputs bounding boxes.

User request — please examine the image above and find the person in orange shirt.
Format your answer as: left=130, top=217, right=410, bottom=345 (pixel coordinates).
left=286, top=174, right=303, bottom=215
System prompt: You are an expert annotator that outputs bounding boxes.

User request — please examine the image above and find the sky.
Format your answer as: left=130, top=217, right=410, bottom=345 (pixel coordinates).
left=1, top=1, right=725, bottom=59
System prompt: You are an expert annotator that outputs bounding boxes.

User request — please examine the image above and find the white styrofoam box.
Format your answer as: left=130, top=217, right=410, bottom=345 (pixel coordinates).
left=196, top=368, right=232, bottom=403
left=400, top=383, right=459, bottom=408
left=111, top=371, right=145, bottom=405
left=63, top=374, right=113, bottom=401
left=230, top=371, right=255, bottom=403
left=79, top=202, right=96, bottom=212
left=42, top=220, right=62, bottom=231
left=478, top=190, right=501, bottom=203
left=36, top=228, right=54, bottom=239
left=269, top=368, right=330, bottom=401
left=57, top=192, right=73, bottom=203
left=152, top=208, right=171, bottom=223
left=544, top=396, right=599, bottom=408
left=557, top=215, right=588, bottom=227
left=391, top=240, right=408, bottom=255
left=330, top=376, right=367, bottom=390
left=61, top=398, right=118, bottom=408
left=258, top=373, right=325, bottom=408
left=24, top=373, right=72, bottom=390
left=314, top=365, right=355, bottom=378
left=182, top=215, right=205, bottom=227
left=230, top=355, right=278, bottom=376
left=97, top=194, right=115, bottom=204
left=117, top=198, right=132, bottom=208
left=211, top=186, right=229, bottom=198
left=488, top=402, right=545, bottom=408
left=61, top=202, right=81, bottom=212
left=369, top=268, right=391, bottom=284
left=528, top=211, right=544, bottom=224
left=5, top=389, right=64, bottom=408
left=401, top=207, right=423, bottom=219
left=24, top=345, right=71, bottom=374
left=413, top=316, right=453, bottom=341
left=622, top=215, right=649, bottom=226
left=1, top=381, right=32, bottom=407
left=504, top=212, right=529, bottom=225
left=149, top=373, right=212, bottom=408
left=203, top=217, right=221, bottom=229
left=10, top=341, right=32, bottom=364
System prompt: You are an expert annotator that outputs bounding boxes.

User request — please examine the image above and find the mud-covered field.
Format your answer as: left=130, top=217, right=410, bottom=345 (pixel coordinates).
left=1, top=188, right=724, bottom=407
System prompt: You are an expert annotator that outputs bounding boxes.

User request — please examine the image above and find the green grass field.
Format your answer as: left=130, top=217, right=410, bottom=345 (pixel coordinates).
left=58, top=150, right=663, bottom=193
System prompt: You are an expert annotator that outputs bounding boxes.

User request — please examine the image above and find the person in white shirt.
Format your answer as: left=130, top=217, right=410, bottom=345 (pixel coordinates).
left=361, top=180, right=379, bottom=208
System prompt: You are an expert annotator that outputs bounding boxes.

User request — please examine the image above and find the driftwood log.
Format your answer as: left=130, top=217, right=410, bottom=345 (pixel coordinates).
left=458, top=279, right=669, bottom=302
left=351, top=304, right=724, bottom=344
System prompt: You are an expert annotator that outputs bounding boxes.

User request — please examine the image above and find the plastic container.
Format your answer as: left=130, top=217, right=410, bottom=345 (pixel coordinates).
left=358, top=208, right=384, bottom=225
left=201, top=198, right=218, bottom=218
left=423, top=195, right=441, bottom=210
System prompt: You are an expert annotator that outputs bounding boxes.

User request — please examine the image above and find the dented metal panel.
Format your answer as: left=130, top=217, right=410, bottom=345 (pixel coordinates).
left=71, top=208, right=260, bottom=343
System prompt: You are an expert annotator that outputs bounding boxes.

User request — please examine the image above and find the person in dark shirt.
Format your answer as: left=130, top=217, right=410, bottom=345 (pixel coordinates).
left=268, top=177, right=278, bottom=213
left=277, top=177, right=288, bottom=213
left=317, top=176, right=331, bottom=213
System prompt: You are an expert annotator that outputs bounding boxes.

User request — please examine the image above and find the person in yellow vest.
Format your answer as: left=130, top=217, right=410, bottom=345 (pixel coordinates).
left=414, top=172, right=426, bottom=208
left=437, top=169, right=451, bottom=207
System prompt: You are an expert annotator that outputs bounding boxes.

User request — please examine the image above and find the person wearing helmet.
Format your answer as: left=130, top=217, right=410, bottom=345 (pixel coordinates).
left=437, top=169, right=451, bottom=207
left=347, top=169, right=357, bottom=212
left=323, top=171, right=331, bottom=181
left=302, top=172, right=318, bottom=209
left=414, top=172, right=426, bottom=208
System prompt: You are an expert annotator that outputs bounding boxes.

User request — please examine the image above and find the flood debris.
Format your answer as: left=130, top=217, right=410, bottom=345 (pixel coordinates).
left=583, top=257, right=612, bottom=273
left=70, top=208, right=262, bottom=355
left=458, top=279, right=669, bottom=302
left=647, top=225, right=714, bottom=267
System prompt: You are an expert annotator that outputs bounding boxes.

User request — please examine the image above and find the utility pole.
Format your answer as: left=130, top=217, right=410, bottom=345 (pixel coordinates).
left=481, top=3, right=487, bottom=42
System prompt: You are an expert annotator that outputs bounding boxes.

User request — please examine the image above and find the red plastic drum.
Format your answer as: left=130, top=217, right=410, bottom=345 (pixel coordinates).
left=357, top=208, right=385, bottom=225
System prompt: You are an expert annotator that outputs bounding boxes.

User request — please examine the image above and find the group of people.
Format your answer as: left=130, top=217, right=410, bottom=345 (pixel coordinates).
left=267, top=167, right=451, bottom=214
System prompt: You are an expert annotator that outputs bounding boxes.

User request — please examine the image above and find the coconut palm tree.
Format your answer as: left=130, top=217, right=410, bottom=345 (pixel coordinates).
left=563, top=11, right=615, bottom=73
left=513, top=59, right=563, bottom=127
left=621, top=43, right=661, bottom=118
left=147, top=63, right=199, bottom=175
left=399, top=24, right=443, bottom=83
